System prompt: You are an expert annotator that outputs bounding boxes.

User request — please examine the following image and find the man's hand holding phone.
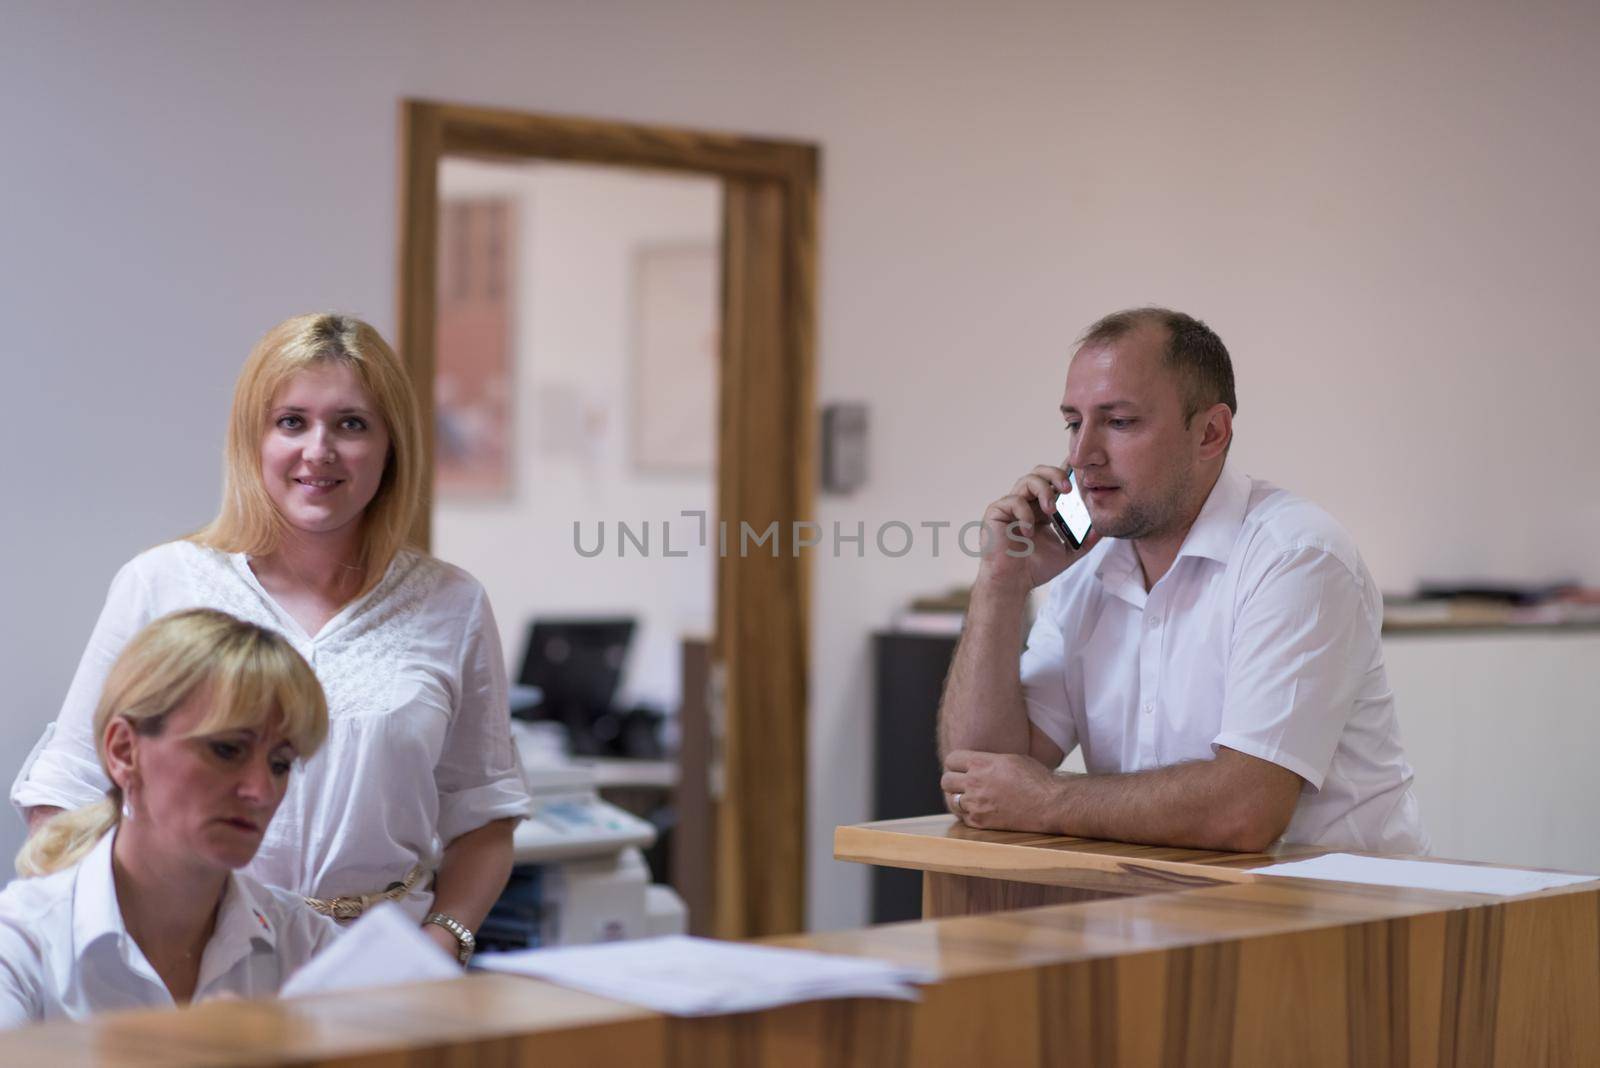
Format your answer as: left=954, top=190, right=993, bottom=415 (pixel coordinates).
left=977, top=463, right=1100, bottom=597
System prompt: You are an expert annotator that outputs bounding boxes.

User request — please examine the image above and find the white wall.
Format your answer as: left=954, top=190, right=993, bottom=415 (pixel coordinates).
left=433, top=160, right=719, bottom=711
left=3, top=1, right=1598, bottom=929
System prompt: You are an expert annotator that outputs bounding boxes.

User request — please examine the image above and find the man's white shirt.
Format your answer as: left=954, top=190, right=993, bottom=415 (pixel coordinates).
left=0, top=830, right=340, bottom=1027
left=1021, top=459, right=1429, bottom=854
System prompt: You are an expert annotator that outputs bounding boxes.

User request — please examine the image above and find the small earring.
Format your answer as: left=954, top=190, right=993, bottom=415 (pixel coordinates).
left=121, top=798, right=133, bottom=821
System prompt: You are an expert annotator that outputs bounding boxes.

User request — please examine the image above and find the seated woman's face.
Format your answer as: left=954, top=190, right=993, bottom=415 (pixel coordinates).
left=259, top=362, right=391, bottom=538
left=127, top=690, right=299, bottom=872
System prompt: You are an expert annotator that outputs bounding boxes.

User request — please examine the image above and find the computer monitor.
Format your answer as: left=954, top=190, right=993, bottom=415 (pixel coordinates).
left=515, top=618, right=636, bottom=728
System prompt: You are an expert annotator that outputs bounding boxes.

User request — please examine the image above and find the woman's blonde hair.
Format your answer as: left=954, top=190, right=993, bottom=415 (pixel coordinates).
left=16, top=609, right=329, bottom=878
left=192, top=313, right=424, bottom=593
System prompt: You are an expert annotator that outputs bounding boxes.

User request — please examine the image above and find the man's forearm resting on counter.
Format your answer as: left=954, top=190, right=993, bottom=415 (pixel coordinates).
left=940, top=746, right=1302, bottom=854
left=937, top=585, right=1055, bottom=761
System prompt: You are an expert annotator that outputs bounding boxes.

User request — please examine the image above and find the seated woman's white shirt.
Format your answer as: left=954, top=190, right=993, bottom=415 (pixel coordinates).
left=11, top=543, right=532, bottom=919
left=0, top=831, right=340, bottom=1028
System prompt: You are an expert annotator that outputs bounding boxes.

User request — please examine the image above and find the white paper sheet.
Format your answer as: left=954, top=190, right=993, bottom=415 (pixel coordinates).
left=473, top=935, right=934, bottom=1016
left=1250, top=853, right=1599, bottom=896
left=281, top=902, right=462, bottom=998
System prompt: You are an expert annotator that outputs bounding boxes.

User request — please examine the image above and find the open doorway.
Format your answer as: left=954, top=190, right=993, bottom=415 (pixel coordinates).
left=434, top=156, right=720, bottom=931
left=398, top=101, right=817, bottom=938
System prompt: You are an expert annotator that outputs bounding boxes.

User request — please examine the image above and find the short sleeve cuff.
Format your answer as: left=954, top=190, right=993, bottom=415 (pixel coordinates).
left=436, top=775, right=533, bottom=844
left=10, top=750, right=110, bottom=816
left=1210, top=732, right=1326, bottom=792
left=1025, top=698, right=1078, bottom=761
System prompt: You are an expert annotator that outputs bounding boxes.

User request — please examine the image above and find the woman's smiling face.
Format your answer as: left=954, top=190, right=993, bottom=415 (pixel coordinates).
left=259, top=362, right=391, bottom=539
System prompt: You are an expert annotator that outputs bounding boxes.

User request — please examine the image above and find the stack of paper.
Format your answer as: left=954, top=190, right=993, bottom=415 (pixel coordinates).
left=474, top=935, right=934, bottom=1016
left=1250, top=854, right=1599, bottom=896
left=281, top=903, right=462, bottom=998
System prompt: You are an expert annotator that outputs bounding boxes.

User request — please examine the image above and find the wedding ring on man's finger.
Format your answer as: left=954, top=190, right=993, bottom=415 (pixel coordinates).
left=953, top=792, right=965, bottom=813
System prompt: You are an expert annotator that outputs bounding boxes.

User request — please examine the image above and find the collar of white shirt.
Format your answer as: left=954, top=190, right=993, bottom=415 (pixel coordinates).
left=1093, top=458, right=1253, bottom=606
left=70, top=829, right=280, bottom=991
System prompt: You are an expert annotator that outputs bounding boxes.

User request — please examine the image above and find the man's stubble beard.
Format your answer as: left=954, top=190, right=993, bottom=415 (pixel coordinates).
left=1094, top=468, right=1194, bottom=542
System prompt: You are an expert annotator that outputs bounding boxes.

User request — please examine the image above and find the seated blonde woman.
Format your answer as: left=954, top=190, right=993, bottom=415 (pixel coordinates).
left=0, top=609, right=337, bottom=1027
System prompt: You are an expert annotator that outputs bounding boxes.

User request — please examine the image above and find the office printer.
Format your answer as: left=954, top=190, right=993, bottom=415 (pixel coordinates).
left=479, top=732, right=686, bottom=951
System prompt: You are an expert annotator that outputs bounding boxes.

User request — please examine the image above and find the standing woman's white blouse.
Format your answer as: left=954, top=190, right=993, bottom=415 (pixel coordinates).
left=0, top=831, right=340, bottom=1027
left=12, top=541, right=531, bottom=919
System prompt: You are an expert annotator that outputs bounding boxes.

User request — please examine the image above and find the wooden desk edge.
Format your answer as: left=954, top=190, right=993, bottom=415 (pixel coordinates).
left=834, top=817, right=1600, bottom=898
left=833, top=821, right=1273, bottom=890
left=7, top=821, right=1598, bottom=1065
left=11, top=873, right=1600, bottom=1066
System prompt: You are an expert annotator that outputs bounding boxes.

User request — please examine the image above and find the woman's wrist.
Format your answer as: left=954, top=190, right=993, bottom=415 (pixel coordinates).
left=422, top=911, right=476, bottom=964
left=420, top=920, right=459, bottom=959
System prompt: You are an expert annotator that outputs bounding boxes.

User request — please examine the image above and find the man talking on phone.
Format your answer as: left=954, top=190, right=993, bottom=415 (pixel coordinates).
left=937, top=308, right=1427, bottom=854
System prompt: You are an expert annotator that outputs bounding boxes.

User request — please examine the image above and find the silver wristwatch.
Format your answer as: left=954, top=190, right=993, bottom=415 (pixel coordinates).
left=423, top=911, right=476, bottom=965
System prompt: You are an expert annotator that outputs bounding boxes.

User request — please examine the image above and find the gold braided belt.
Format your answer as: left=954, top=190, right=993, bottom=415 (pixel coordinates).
left=304, top=863, right=426, bottom=922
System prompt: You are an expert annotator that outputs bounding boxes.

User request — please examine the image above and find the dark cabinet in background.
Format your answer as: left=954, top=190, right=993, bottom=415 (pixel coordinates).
left=871, top=630, right=959, bottom=922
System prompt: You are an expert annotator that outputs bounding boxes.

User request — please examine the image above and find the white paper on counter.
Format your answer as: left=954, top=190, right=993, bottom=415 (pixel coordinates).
left=474, top=935, right=934, bottom=1016
left=281, top=902, right=462, bottom=998
left=1250, top=853, right=1599, bottom=896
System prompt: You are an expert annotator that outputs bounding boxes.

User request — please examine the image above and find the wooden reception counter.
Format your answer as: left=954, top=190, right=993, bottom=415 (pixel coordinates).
left=832, top=815, right=1600, bottom=1063
left=1, top=817, right=1596, bottom=1065
left=836, top=813, right=1336, bottom=917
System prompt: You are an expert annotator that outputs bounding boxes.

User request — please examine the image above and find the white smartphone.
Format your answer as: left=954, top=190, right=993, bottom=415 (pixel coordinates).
left=1048, top=469, right=1093, bottom=549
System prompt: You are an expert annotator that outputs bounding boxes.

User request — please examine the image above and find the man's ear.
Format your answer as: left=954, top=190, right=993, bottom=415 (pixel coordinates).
left=103, top=717, right=137, bottom=795
left=1197, top=403, right=1233, bottom=460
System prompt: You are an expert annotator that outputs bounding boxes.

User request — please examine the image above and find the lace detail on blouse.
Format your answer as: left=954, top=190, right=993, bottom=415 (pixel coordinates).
left=314, top=554, right=442, bottom=719
left=180, top=543, right=279, bottom=632
left=178, top=544, right=444, bottom=719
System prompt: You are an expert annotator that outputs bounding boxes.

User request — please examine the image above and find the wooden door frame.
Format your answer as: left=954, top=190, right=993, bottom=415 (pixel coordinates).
left=396, top=100, right=817, bottom=937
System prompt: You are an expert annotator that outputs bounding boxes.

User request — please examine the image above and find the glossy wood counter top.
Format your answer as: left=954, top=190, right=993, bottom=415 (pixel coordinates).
left=835, top=813, right=1337, bottom=895
left=3, top=822, right=1596, bottom=1066
left=833, top=813, right=1597, bottom=917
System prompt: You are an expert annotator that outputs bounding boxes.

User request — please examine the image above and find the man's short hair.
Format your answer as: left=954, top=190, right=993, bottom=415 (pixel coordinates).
left=1078, top=307, right=1237, bottom=422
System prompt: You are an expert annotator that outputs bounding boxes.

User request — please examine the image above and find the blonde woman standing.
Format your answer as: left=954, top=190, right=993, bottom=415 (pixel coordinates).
left=0, top=610, right=338, bottom=1026
left=13, top=314, right=529, bottom=964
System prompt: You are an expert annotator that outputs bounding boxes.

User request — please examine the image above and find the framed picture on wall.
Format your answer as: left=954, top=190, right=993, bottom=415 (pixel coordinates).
left=631, top=242, right=719, bottom=474
left=435, top=196, right=515, bottom=498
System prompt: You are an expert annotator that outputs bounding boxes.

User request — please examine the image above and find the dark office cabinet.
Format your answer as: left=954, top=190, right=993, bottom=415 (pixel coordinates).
left=871, top=630, right=960, bottom=923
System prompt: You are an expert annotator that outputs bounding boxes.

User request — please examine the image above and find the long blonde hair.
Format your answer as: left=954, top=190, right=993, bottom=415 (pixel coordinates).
left=192, top=313, right=425, bottom=594
left=16, top=609, right=328, bottom=877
